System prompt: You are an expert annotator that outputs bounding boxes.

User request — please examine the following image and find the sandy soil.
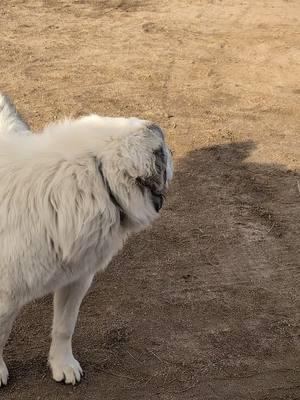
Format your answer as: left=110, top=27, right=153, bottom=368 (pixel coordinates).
left=0, top=1, right=300, bottom=399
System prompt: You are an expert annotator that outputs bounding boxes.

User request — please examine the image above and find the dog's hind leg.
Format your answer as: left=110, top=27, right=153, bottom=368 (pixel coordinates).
left=49, top=273, right=94, bottom=385
left=0, top=296, right=19, bottom=386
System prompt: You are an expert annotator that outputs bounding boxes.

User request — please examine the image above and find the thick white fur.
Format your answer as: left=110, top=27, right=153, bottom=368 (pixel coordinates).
left=0, top=93, right=172, bottom=386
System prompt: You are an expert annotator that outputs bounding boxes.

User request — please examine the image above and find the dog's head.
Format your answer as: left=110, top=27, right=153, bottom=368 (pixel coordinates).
left=95, top=118, right=173, bottom=231
left=37, top=116, right=173, bottom=261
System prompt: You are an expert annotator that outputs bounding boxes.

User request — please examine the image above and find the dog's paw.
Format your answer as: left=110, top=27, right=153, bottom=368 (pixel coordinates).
left=49, top=355, right=83, bottom=385
left=0, top=359, right=8, bottom=387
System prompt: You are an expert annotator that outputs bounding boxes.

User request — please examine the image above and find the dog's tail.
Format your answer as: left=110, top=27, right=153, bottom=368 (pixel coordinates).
left=0, top=92, right=30, bottom=136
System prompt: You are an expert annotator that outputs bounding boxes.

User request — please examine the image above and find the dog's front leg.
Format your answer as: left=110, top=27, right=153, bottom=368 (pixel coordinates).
left=49, top=273, right=94, bottom=385
left=0, top=297, right=19, bottom=386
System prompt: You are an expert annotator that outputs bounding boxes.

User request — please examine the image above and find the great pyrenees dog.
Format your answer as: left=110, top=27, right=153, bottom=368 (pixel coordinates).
left=0, top=93, right=173, bottom=386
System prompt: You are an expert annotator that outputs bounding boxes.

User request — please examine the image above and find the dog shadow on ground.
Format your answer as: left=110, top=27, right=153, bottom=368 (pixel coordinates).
left=3, top=141, right=300, bottom=400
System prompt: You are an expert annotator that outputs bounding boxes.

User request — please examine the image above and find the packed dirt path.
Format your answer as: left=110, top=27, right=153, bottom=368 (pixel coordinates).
left=1, top=1, right=300, bottom=399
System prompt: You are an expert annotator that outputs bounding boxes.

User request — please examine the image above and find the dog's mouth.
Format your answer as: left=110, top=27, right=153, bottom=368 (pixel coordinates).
left=136, top=177, right=166, bottom=213
left=151, top=191, right=165, bottom=213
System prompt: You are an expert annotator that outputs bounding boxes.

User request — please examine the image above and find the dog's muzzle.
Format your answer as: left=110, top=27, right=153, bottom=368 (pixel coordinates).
left=151, top=192, right=164, bottom=212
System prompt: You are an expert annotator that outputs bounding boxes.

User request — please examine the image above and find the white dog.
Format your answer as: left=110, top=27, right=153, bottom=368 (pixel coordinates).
left=0, top=93, right=173, bottom=386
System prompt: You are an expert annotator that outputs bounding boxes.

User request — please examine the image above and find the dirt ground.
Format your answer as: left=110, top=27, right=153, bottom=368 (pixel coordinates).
left=0, top=0, right=300, bottom=399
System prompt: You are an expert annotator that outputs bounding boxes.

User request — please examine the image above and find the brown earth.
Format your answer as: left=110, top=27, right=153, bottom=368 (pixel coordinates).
left=1, top=1, right=300, bottom=399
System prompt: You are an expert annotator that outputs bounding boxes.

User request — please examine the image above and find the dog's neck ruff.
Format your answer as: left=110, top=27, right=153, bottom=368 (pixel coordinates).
left=98, top=163, right=126, bottom=223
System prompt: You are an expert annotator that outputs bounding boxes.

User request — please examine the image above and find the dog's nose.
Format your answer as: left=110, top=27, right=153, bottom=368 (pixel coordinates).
left=151, top=192, right=164, bottom=212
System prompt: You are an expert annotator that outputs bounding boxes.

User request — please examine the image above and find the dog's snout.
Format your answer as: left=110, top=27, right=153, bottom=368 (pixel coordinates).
left=152, top=192, right=164, bottom=213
